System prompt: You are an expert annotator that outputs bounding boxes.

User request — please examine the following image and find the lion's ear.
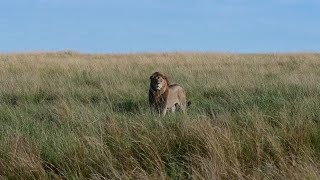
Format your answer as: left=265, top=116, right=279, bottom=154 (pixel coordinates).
left=150, top=75, right=153, bottom=79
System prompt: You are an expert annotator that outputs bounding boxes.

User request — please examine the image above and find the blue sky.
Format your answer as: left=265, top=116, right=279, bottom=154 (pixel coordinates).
left=1, top=0, right=320, bottom=53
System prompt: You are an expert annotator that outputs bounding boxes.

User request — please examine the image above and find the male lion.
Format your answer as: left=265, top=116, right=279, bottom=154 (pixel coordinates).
left=148, top=72, right=190, bottom=116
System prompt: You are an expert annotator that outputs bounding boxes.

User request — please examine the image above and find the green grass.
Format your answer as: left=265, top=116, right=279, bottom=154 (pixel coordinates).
left=1, top=52, right=320, bottom=179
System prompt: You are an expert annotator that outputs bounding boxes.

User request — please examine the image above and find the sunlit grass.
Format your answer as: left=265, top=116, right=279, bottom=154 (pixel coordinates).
left=0, top=52, right=320, bottom=179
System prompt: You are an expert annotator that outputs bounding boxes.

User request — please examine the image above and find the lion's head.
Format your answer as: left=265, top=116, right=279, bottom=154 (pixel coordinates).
left=149, top=72, right=169, bottom=91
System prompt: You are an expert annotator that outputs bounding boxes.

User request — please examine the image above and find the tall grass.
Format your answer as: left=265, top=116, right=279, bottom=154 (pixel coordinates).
left=1, top=52, right=320, bottom=179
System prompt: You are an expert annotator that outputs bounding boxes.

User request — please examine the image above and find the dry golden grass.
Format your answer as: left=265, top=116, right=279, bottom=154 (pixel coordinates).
left=1, top=52, right=320, bottom=179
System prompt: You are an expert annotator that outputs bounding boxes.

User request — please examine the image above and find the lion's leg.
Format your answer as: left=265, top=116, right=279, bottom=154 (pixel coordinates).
left=181, top=103, right=187, bottom=113
left=150, top=105, right=159, bottom=116
left=162, top=107, right=167, bottom=116
left=171, top=106, right=176, bottom=113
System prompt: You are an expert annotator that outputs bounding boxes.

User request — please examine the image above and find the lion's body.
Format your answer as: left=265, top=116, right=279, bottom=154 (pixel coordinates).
left=148, top=72, right=190, bottom=116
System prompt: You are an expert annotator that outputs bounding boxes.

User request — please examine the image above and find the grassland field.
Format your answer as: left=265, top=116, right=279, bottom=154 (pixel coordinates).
left=1, top=52, right=320, bottom=179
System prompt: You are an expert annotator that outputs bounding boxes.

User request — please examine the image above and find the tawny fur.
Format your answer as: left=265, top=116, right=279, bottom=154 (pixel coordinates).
left=148, top=72, right=190, bottom=116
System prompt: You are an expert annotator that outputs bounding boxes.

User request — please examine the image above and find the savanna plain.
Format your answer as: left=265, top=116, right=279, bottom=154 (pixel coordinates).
left=1, top=52, right=320, bottom=179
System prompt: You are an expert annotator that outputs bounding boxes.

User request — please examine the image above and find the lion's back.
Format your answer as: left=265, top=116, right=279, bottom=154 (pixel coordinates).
left=167, top=84, right=187, bottom=107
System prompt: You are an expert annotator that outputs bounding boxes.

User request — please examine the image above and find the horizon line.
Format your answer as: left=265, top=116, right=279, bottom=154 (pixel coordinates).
left=1, top=50, right=320, bottom=56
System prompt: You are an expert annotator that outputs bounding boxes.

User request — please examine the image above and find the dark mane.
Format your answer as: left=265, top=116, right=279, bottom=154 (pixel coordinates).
left=149, top=72, right=170, bottom=85
left=148, top=72, right=169, bottom=114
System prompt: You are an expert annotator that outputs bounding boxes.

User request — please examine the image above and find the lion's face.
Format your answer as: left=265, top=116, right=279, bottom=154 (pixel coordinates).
left=150, top=72, right=168, bottom=91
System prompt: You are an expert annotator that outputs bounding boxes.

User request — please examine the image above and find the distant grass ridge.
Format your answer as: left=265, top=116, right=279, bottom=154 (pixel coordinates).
left=0, top=52, right=320, bottom=179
